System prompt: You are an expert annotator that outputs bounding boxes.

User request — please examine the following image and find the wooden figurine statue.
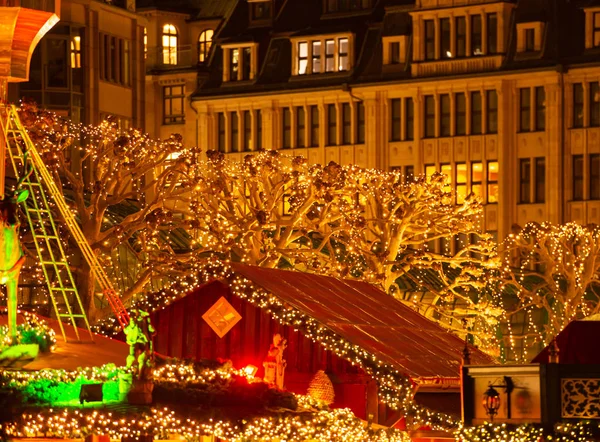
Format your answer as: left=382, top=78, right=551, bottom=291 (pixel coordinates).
left=0, top=170, right=30, bottom=344
left=263, top=333, right=287, bottom=389
left=124, top=308, right=156, bottom=379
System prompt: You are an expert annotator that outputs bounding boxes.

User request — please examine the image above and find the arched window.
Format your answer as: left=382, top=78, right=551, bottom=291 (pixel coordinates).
left=198, top=29, right=214, bottom=63
left=162, top=23, right=178, bottom=65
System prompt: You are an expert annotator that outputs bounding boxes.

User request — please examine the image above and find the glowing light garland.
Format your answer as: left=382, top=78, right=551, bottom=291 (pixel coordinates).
left=93, top=259, right=460, bottom=430
left=0, top=308, right=56, bottom=352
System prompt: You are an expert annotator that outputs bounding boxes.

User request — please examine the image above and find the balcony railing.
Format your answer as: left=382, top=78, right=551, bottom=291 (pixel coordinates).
left=146, top=45, right=197, bottom=72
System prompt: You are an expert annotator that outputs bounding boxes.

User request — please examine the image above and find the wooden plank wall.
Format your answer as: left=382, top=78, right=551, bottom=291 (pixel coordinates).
left=151, top=280, right=371, bottom=418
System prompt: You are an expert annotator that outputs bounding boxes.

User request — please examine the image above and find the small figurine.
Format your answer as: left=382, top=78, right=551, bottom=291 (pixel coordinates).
left=263, top=333, right=287, bottom=389
left=124, top=308, right=156, bottom=379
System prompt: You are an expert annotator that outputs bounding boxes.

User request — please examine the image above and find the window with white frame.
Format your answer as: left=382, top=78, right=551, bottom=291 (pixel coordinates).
left=222, top=43, right=258, bottom=82
left=292, top=35, right=353, bottom=75
left=162, top=24, right=178, bottom=65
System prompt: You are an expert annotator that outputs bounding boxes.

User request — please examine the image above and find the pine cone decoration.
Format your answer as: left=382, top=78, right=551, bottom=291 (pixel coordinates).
left=307, top=370, right=335, bottom=405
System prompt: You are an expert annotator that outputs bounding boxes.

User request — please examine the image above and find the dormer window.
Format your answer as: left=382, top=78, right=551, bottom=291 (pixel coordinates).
left=383, top=36, right=408, bottom=65
left=222, top=43, right=258, bottom=82
left=584, top=8, right=600, bottom=49
left=249, top=0, right=273, bottom=23
left=325, top=0, right=371, bottom=13
left=516, top=22, right=544, bottom=53
left=162, top=24, right=178, bottom=65
left=198, top=29, right=214, bottom=63
left=292, top=34, right=353, bottom=75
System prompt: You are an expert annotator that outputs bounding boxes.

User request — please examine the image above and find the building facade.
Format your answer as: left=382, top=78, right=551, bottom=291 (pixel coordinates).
left=8, top=0, right=146, bottom=129
left=145, top=0, right=600, bottom=246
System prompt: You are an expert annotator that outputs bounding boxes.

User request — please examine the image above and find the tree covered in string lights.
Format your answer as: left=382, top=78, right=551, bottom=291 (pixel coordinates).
left=501, top=222, right=600, bottom=359
left=18, top=100, right=200, bottom=320
left=18, top=103, right=501, bottom=339
left=183, top=151, right=501, bottom=346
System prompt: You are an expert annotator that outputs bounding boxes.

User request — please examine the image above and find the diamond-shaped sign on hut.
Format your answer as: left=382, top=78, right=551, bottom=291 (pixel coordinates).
left=151, top=263, right=495, bottom=432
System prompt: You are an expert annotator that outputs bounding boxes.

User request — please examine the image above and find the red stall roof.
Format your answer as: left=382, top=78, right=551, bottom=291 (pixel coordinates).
left=230, top=263, right=495, bottom=379
left=532, top=319, right=600, bottom=364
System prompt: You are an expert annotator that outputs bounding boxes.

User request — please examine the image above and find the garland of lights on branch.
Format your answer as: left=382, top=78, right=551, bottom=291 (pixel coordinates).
left=93, top=258, right=459, bottom=430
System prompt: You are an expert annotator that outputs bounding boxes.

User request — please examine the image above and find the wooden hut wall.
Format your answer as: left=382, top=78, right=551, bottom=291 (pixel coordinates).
left=151, top=280, right=373, bottom=418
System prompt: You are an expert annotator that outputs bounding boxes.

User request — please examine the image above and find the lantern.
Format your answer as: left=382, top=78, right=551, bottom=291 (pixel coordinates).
left=482, top=385, right=501, bottom=421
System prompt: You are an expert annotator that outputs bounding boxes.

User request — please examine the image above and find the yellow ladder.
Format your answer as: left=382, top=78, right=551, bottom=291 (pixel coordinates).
left=0, top=106, right=136, bottom=343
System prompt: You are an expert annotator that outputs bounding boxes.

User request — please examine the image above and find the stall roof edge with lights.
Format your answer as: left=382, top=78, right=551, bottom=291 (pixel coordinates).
left=147, top=262, right=496, bottom=430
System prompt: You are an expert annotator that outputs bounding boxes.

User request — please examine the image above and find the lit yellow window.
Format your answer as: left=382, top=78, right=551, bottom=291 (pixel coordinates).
left=162, top=24, right=178, bottom=65
left=456, top=163, right=467, bottom=204
left=487, top=161, right=499, bottom=203
left=71, top=36, right=81, bottom=68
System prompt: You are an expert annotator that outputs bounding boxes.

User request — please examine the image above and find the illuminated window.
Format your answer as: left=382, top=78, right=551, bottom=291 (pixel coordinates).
left=338, top=37, right=349, bottom=71
left=312, top=41, right=321, bottom=73
left=425, top=164, right=436, bottom=180
left=441, top=163, right=452, bottom=193
left=487, top=161, right=499, bottom=203
left=163, top=85, right=184, bottom=124
left=456, top=163, right=467, bottom=204
left=293, top=35, right=351, bottom=75
left=70, top=36, right=81, bottom=68
left=471, top=162, right=483, bottom=199
left=230, top=49, right=239, bottom=81
left=198, top=29, right=214, bottom=63
left=144, top=27, right=147, bottom=59
left=298, top=42, right=308, bottom=74
left=162, top=24, right=178, bottom=65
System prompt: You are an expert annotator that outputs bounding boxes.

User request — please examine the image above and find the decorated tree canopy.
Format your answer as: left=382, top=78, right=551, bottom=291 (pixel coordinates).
left=500, top=222, right=600, bottom=361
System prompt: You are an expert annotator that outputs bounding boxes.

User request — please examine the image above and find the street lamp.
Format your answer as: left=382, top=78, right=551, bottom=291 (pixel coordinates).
left=482, top=376, right=514, bottom=421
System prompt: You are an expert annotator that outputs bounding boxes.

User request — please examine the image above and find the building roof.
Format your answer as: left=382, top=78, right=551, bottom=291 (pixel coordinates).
left=229, top=263, right=494, bottom=378
left=190, top=0, right=595, bottom=99
left=532, top=319, right=600, bottom=364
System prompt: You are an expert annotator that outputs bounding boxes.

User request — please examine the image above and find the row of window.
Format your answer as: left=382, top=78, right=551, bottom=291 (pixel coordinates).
left=99, top=33, right=131, bottom=86
left=296, top=37, right=350, bottom=75
left=424, top=13, right=498, bottom=61
left=217, top=110, right=263, bottom=153
left=422, top=161, right=499, bottom=204
left=389, top=92, right=497, bottom=141
left=152, top=24, right=214, bottom=65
